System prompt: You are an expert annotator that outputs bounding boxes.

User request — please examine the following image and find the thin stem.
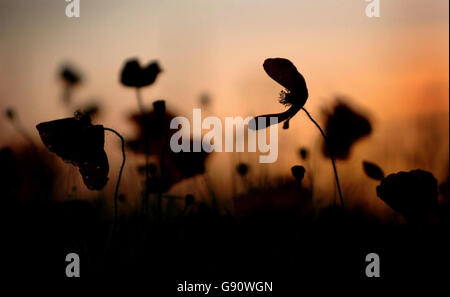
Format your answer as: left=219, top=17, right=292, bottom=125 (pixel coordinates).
left=100, top=127, right=126, bottom=272
left=136, top=87, right=145, bottom=113
left=301, top=107, right=344, bottom=207
left=104, top=127, right=126, bottom=230
left=136, top=88, right=150, bottom=214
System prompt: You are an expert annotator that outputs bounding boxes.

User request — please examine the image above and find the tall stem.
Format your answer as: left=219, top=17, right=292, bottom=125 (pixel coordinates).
left=136, top=87, right=145, bottom=113
left=136, top=88, right=150, bottom=214
left=104, top=127, right=126, bottom=230
left=101, top=127, right=126, bottom=272
left=301, top=107, right=344, bottom=207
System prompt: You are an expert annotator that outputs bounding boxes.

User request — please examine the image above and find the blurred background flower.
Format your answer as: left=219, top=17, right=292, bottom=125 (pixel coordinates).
left=322, top=101, right=372, bottom=160
left=376, top=169, right=438, bottom=223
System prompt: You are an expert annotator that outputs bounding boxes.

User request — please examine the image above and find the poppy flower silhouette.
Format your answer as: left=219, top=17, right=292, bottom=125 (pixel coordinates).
left=59, top=64, right=82, bottom=105
left=127, top=102, right=176, bottom=155
left=323, top=102, right=372, bottom=159
left=249, top=58, right=345, bottom=206
left=249, top=58, right=308, bottom=130
left=120, top=57, right=163, bottom=205
left=140, top=139, right=210, bottom=194
left=236, top=163, right=249, bottom=177
left=165, top=140, right=210, bottom=183
left=299, top=147, right=308, bottom=160
left=60, top=65, right=82, bottom=87
left=376, top=169, right=438, bottom=223
left=120, top=58, right=162, bottom=89
left=291, top=165, right=306, bottom=185
left=36, top=113, right=109, bottom=190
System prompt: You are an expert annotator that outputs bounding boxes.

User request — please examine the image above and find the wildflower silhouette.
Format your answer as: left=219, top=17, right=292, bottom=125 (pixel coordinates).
left=59, top=64, right=82, bottom=105
left=120, top=59, right=162, bottom=89
left=299, top=147, right=308, bottom=160
left=120, top=57, right=162, bottom=211
left=250, top=58, right=344, bottom=206
left=36, top=112, right=126, bottom=230
left=236, top=162, right=251, bottom=192
left=291, top=165, right=306, bottom=185
left=376, top=169, right=438, bottom=224
left=323, top=102, right=371, bottom=159
left=164, top=139, right=210, bottom=183
left=236, top=163, right=249, bottom=177
left=362, top=161, right=384, bottom=180
left=127, top=102, right=176, bottom=155
left=249, top=58, right=308, bottom=130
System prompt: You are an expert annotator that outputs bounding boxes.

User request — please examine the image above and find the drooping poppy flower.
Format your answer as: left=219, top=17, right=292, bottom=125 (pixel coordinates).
left=250, top=58, right=308, bottom=130
left=362, top=161, right=384, bottom=180
left=36, top=113, right=109, bottom=190
left=322, top=102, right=371, bottom=159
left=376, top=169, right=438, bottom=223
left=120, top=58, right=162, bottom=88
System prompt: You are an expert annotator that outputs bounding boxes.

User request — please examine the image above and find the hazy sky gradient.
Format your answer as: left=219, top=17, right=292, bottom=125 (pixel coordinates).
left=0, top=0, right=448, bottom=208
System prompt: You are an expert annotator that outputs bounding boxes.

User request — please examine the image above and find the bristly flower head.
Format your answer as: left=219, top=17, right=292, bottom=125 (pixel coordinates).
left=263, top=58, right=308, bottom=107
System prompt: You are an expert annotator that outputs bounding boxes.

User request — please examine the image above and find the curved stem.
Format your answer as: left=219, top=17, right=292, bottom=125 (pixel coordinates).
left=100, top=127, right=126, bottom=272
left=249, top=104, right=301, bottom=130
left=104, top=127, right=126, bottom=230
left=301, top=107, right=344, bottom=207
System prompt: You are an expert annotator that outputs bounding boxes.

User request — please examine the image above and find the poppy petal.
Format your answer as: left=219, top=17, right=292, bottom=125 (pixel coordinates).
left=363, top=161, right=384, bottom=180
left=36, top=117, right=109, bottom=190
left=263, top=58, right=308, bottom=98
left=120, top=59, right=162, bottom=88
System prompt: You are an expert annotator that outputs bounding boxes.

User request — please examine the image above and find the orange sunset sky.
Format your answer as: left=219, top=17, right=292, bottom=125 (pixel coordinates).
left=0, top=0, right=448, bottom=210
